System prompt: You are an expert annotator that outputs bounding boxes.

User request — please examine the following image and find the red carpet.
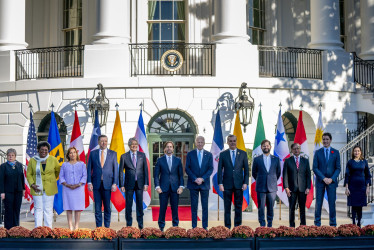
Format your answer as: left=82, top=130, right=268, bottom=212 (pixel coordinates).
left=152, top=206, right=200, bottom=221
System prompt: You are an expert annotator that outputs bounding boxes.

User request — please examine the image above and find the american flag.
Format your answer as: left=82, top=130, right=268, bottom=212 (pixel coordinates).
left=25, top=111, right=37, bottom=213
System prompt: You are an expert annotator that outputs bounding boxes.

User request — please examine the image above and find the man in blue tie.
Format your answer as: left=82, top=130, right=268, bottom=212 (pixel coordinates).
left=154, top=141, right=184, bottom=231
left=218, top=134, right=249, bottom=229
left=185, top=136, right=213, bottom=230
left=313, top=132, right=341, bottom=226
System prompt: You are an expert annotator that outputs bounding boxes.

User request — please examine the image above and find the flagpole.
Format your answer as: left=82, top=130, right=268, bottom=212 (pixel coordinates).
left=217, top=194, right=219, bottom=221
left=50, top=103, right=58, bottom=223
left=115, top=103, right=121, bottom=223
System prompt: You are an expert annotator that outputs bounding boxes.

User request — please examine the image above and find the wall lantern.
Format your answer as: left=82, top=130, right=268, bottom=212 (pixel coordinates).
left=89, top=83, right=110, bottom=127
left=234, top=82, right=255, bottom=132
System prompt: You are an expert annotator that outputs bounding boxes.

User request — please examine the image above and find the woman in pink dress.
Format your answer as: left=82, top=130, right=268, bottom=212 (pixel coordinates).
left=59, top=147, right=87, bottom=230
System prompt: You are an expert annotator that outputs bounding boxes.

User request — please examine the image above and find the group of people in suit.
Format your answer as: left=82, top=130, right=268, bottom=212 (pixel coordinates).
left=0, top=132, right=371, bottom=230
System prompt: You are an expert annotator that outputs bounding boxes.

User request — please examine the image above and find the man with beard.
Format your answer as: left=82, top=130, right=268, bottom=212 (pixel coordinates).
left=154, top=141, right=184, bottom=231
left=252, top=139, right=281, bottom=227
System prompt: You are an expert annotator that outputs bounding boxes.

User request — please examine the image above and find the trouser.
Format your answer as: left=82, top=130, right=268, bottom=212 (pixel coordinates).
left=257, top=192, right=277, bottom=227
left=125, top=182, right=144, bottom=228
left=33, top=192, right=55, bottom=228
left=93, top=181, right=112, bottom=228
left=288, top=191, right=307, bottom=227
left=190, top=189, right=209, bottom=229
left=223, top=188, right=243, bottom=229
left=314, top=183, right=337, bottom=226
left=3, top=191, right=23, bottom=230
left=158, top=189, right=179, bottom=229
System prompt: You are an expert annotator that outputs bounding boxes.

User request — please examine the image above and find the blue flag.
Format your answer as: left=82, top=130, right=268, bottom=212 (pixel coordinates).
left=47, top=111, right=65, bottom=215
left=211, top=110, right=224, bottom=199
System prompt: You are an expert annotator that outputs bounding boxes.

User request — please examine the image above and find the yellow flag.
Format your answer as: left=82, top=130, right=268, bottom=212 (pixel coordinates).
left=110, top=110, right=125, bottom=164
left=233, top=111, right=246, bottom=151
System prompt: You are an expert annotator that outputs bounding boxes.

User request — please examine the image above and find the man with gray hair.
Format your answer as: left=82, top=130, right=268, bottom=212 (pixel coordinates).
left=119, top=137, right=149, bottom=229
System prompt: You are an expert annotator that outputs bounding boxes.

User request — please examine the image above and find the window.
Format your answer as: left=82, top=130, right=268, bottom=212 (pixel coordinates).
left=63, top=0, right=82, bottom=66
left=148, top=0, right=186, bottom=60
left=339, top=0, right=346, bottom=49
left=247, top=0, right=265, bottom=45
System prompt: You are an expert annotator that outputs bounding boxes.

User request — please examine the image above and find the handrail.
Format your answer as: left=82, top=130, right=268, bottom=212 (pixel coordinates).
left=353, top=53, right=374, bottom=92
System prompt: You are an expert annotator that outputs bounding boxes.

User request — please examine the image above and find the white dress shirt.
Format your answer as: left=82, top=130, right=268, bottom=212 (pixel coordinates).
left=263, top=154, right=271, bottom=172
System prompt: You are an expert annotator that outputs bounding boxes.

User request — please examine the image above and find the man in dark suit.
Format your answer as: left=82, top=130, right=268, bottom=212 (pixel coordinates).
left=119, top=137, right=149, bottom=229
left=154, top=141, right=184, bottom=231
left=185, top=136, right=213, bottom=230
left=218, top=134, right=249, bottom=229
left=313, top=132, right=341, bottom=227
left=283, top=143, right=311, bottom=227
left=87, top=135, right=119, bottom=228
left=252, top=139, right=281, bottom=227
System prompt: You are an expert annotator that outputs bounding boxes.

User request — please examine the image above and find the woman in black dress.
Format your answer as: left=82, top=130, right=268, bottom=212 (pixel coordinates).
left=344, top=145, right=371, bottom=227
left=0, top=148, right=25, bottom=229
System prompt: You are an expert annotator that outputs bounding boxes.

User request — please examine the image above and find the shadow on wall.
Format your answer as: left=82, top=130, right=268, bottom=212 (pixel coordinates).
left=210, top=92, right=236, bottom=140
left=58, top=99, right=90, bottom=143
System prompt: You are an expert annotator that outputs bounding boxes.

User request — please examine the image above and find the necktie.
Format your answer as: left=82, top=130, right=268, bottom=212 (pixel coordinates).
left=296, top=157, right=299, bottom=169
left=132, top=153, right=137, bottom=180
left=232, top=150, right=236, bottom=166
left=198, top=150, right=202, bottom=168
left=325, top=149, right=329, bottom=162
left=168, top=156, right=172, bottom=171
left=100, top=150, right=105, bottom=167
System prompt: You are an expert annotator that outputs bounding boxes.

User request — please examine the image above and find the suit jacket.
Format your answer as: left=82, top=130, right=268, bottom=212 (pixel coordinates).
left=252, top=154, right=281, bottom=193
left=0, top=162, right=25, bottom=194
left=26, top=156, right=61, bottom=196
left=313, top=147, right=341, bottom=185
left=154, top=155, right=184, bottom=193
left=283, top=156, right=311, bottom=192
left=87, top=149, right=118, bottom=190
left=217, top=149, right=249, bottom=190
left=185, top=149, right=213, bottom=190
left=119, top=151, right=149, bottom=189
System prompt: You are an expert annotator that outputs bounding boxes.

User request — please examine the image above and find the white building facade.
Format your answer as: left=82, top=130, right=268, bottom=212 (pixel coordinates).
left=0, top=0, right=373, bottom=207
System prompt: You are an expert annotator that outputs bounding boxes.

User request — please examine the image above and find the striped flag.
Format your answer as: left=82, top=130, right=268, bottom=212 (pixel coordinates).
left=69, top=111, right=89, bottom=208
left=48, top=111, right=65, bottom=215
left=294, top=110, right=314, bottom=208
left=134, top=110, right=152, bottom=209
left=211, top=110, right=224, bottom=199
left=86, top=110, right=101, bottom=201
left=313, top=110, right=329, bottom=213
left=274, top=109, right=290, bottom=207
left=251, top=109, right=266, bottom=208
left=233, top=111, right=250, bottom=211
left=25, top=111, right=37, bottom=213
left=109, top=110, right=126, bottom=212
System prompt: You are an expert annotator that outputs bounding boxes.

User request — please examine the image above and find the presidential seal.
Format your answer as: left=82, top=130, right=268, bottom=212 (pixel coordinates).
left=160, top=50, right=183, bottom=72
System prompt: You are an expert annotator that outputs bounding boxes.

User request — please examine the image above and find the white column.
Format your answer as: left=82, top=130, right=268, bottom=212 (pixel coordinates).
left=212, top=0, right=249, bottom=44
left=92, top=0, right=130, bottom=44
left=360, top=0, right=374, bottom=60
left=308, top=0, right=343, bottom=50
left=0, top=0, right=27, bottom=51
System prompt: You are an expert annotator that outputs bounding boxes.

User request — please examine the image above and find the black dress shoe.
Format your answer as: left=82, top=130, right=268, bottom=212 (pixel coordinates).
left=138, top=225, right=143, bottom=230
left=160, top=227, right=164, bottom=232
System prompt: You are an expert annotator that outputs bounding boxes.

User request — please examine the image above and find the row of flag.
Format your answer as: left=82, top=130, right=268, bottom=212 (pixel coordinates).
left=211, top=107, right=327, bottom=212
left=24, top=108, right=150, bottom=215
left=24, top=106, right=327, bottom=215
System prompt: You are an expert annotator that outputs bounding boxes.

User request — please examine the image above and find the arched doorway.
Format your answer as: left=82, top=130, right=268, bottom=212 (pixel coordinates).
left=148, top=109, right=197, bottom=206
left=37, top=112, right=67, bottom=153
left=282, top=111, right=298, bottom=146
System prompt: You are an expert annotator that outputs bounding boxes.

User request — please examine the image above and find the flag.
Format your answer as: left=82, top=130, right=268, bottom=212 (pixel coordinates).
left=211, top=110, right=224, bottom=199
left=135, top=110, right=152, bottom=209
left=69, top=111, right=89, bottom=208
left=294, top=110, right=314, bottom=208
left=25, top=111, right=37, bottom=213
left=251, top=109, right=266, bottom=208
left=274, top=109, right=290, bottom=207
left=109, top=110, right=126, bottom=212
left=233, top=111, right=250, bottom=211
left=86, top=110, right=101, bottom=201
left=48, top=111, right=65, bottom=215
left=313, top=109, right=329, bottom=212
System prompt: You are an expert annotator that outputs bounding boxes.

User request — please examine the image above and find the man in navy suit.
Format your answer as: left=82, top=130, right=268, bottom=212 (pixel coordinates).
left=154, top=141, right=184, bottom=231
left=119, top=137, right=149, bottom=229
left=185, top=136, right=213, bottom=230
left=87, top=135, right=119, bottom=228
left=252, top=139, right=281, bottom=227
left=218, top=134, right=249, bottom=229
left=313, top=132, right=341, bottom=226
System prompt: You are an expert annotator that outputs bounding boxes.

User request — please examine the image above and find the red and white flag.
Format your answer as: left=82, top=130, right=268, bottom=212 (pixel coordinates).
left=69, top=110, right=90, bottom=208
left=294, top=110, right=314, bottom=208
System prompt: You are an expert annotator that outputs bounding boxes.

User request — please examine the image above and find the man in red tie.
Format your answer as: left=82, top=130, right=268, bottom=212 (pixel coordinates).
left=283, top=143, right=311, bottom=227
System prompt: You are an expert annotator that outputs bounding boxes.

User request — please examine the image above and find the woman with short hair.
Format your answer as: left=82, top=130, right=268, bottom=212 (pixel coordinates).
left=0, top=148, right=25, bottom=229
left=26, top=141, right=60, bottom=228
left=59, top=147, right=87, bottom=230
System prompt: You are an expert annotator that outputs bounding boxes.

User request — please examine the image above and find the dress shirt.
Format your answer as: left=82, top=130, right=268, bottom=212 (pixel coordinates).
left=230, top=149, right=237, bottom=163
left=196, top=149, right=204, bottom=163
left=99, top=148, right=108, bottom=164
left=263, top=154, right=271, bottom=172
left=155, top=154, right=184, bottom=190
